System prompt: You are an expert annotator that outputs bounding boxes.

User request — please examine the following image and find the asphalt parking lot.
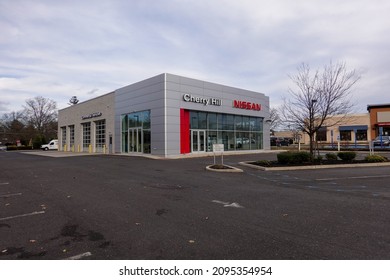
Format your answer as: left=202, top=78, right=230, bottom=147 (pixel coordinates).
left=0, top=151, right=389, bottom=260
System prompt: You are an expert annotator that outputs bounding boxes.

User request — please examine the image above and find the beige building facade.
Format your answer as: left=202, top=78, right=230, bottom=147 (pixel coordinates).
left=313, top=114, right=371, bottom=145
left=58, top=92, right=115, bottom=153
left=274, top=114, right=371, bottom=146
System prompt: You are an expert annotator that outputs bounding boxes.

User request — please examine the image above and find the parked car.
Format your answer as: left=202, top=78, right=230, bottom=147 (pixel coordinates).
left=270, top=136, right=290, bottom=146
left=41, top=139, right=59, bottom=151
left=373, top=136, right=390, bottom=146
left=0, top=145, right=6, bottom=151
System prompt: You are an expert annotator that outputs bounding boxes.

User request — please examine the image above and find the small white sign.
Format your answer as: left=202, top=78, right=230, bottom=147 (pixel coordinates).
left=213, top=144, right=224, bottom=152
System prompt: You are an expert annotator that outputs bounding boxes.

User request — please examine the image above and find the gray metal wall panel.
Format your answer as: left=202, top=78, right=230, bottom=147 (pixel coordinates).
left=165, top=73, right=270, bottom=156
left=114, top=74, right=166, bottom=155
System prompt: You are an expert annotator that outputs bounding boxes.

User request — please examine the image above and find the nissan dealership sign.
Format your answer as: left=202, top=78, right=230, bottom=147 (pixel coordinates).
left=233, top=100, right=261, bottom=111
left=183, top=94, right=222, bottom=106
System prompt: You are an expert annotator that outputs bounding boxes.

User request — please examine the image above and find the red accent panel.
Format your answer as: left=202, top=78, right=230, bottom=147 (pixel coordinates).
left=180, top=109, right=190, bottom=154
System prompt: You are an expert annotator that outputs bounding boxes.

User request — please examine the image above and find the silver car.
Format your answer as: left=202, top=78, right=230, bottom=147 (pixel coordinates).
left=373, top=136, right=390, bottom=146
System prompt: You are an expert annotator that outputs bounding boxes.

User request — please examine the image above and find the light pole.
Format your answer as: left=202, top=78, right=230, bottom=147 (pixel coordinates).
left=309, top=99, right=317, bottom=157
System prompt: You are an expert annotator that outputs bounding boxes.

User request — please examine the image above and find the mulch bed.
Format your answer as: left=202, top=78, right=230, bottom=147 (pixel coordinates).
left=208, top=164, right=234, bottom=169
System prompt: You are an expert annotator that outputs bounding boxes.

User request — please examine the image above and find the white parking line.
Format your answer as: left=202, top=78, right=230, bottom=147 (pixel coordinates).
left=65, top=252, right=92, bottom=260
left=0, top=182, right=10, bottom=186
left=316, top=175, right=390, bottom=181
left=0, top=192, right=22, bottom=198
left=212, top=200, right=244, bottom=208
left=0, top=211, right=45, bottom=221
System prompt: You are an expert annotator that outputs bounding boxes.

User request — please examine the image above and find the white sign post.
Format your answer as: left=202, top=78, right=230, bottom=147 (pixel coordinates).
left=213, top=144, right=225, bottom=165
left=369, top=140, right=374, bottom=155
left=337, top=135, right=340, bottom=151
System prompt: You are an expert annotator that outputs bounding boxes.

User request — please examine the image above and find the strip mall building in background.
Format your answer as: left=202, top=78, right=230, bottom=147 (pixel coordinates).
left=58, top=73, right=270, bottom=157
left=367, top=104, right=390, bottom=138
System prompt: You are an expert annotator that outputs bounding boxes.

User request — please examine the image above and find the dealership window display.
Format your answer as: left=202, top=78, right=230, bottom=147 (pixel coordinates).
left=188, top=110, right=263, bottom=152
left=121, top=110, right=151, bottom=154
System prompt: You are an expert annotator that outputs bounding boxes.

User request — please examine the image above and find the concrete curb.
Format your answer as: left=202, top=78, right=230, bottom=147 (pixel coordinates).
left=206, top=165, right=244, bottom=173
left=239, top=161, right=390, bottom=171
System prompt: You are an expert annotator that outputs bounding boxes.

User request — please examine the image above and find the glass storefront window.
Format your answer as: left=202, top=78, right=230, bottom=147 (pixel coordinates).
left=143, top=130, right=151, bottom=153
left=226, top=115, right=234, bottom=130
left=198, top=112, right=207, bottom=129
left=236, top=131, right=250, bottom=150
left=207, top=130, right=218, bottom=152
left=224, top=131, right=235, bottom=151
left=128, top=113, right=141, bottom=127
left=316, top=129, right=327, bottom=142
left=242, top=116, right=250, bottom=131
left=142, top=111, right=151, bottom=129
left=340, top=131, right=351, bottom=141
left=356, top=129, right=367, bottom=141
left=235, top=115, right=243, bottom=131
left=251, top=132, right=263, bottom=149
left=121, top=109, right=264, bottom=154
left=122, top=132, right=128, bottom=153
left=121, top=110, right=151, bottom=154
left=208, top=113, right=217, bottom=130
left=122, top=115, right=128, bottom=131
left=190, top=111, right=199, bottom=129
left=189, top=110, right=264, bottom=152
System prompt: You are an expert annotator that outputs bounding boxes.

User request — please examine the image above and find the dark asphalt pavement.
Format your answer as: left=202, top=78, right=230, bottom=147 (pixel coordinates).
left=0, top=151, right=389, bottom=260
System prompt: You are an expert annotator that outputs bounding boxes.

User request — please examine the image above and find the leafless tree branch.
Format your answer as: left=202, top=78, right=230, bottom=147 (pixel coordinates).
left=281, top=61, right=360, bottom=157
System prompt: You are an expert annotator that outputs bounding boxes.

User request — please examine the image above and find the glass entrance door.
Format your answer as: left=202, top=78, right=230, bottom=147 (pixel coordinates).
left=128, top=127, right=142, bottom=153
left=191, top=130, right=206, bottom=152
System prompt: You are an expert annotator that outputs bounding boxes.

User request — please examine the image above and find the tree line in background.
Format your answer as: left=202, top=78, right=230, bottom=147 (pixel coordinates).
left=0, top=96, right=58, bottom=149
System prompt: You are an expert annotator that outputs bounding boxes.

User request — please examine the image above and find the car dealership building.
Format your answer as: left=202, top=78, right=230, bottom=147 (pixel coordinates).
left=58, top=73, right=270, bottom=157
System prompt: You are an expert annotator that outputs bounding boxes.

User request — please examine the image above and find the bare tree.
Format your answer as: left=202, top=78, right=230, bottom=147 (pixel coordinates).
left=269, top=107, right=281, bottom=133
left=23, top=96, right=58, bottom=138
left=0, top=111, right=26, bottom=144
left=281, top=61, right=360, bottom=157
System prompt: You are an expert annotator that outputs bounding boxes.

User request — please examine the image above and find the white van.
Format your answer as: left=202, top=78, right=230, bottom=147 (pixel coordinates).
left=41, top=139, right=59, bottom=151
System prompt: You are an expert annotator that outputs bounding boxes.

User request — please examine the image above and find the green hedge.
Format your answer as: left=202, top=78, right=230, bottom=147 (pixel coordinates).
left=364, top=155, right=388, bottom=162
left=277, top=151, right=311, bottom=164
left=337, top=151, right=357, bottom=162
left=325, top=153, right=338, bottom=160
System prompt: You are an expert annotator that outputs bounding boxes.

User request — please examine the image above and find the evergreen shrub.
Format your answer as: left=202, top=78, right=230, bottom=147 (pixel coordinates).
left=364, top=155, right=388, bottom=162
left=325, top=153, right=338, bottom=161
left=337, top=151, right=357, bottom=162
left=277, top=151, right=311, bottom=164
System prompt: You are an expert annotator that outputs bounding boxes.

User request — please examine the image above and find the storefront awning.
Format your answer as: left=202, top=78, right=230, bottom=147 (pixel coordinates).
left=339, top=125, right=368, bottom=131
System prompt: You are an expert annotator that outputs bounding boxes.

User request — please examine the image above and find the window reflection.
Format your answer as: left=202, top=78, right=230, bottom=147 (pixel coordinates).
left=190, top=111, right=264, bottom=151
left=121, top=110, right=151, bottom=154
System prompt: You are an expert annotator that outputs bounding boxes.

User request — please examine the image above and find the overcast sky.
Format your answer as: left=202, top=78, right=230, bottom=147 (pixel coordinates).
left=1, top=0, right=389, bottom=114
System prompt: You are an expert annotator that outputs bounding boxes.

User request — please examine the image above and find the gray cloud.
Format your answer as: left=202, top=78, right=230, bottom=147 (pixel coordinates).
left=0, top=0, right=389, bottom=113
left=0, top=101, right=9, bottom=112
